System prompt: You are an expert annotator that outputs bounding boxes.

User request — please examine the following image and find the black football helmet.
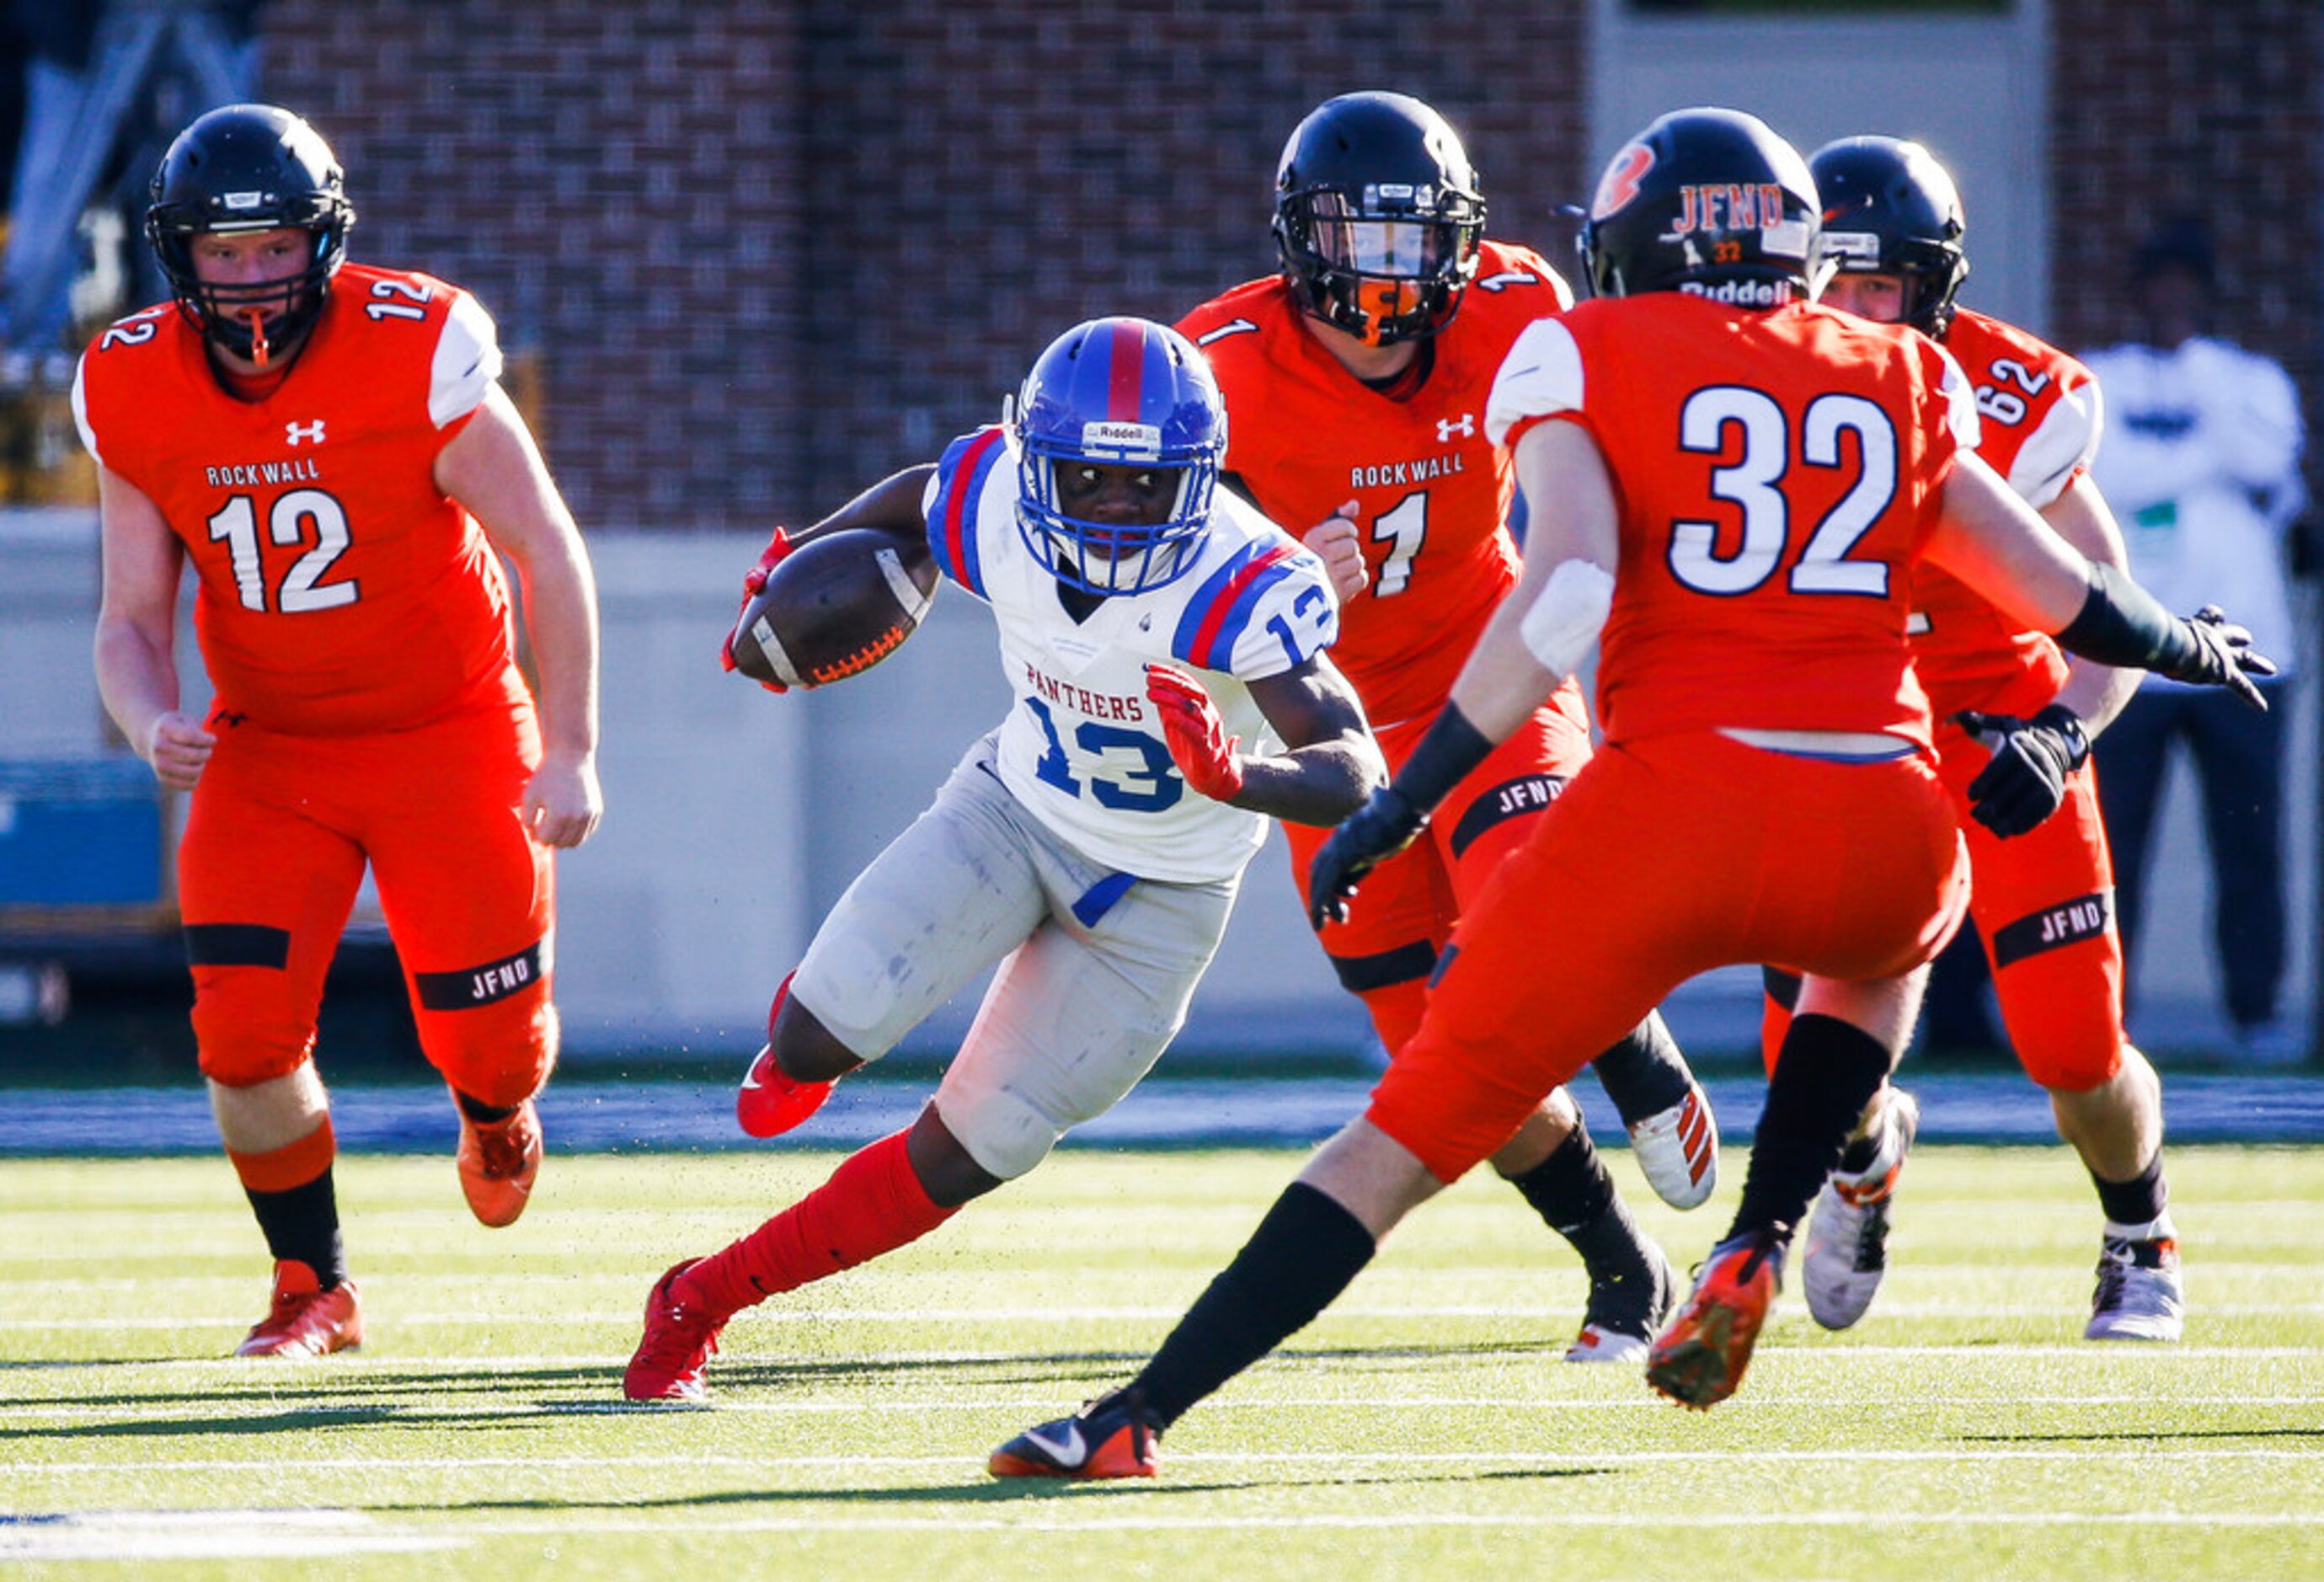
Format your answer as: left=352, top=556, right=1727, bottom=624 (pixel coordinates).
left=146, top=104, right=355, bottom=365
left=1272, top=91, right=1487, bottom=346
left=1579, top=106, right=1819, bottom=307
left=1808, top=136, right=1969, bottom=338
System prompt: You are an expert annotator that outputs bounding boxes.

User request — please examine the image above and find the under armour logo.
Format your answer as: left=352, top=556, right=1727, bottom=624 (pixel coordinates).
left=286, top=420, right=326, bottom=446
left=1437, top=413, right=1476, bottom=442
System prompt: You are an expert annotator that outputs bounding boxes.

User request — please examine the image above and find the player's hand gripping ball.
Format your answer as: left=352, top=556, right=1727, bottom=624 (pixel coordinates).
left=723, top=527, right=938, bottom=691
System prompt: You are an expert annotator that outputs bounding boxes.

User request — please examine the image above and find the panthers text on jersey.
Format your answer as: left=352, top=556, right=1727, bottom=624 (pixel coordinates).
left=1487, top=292, right=1980, bottom=747
left=1178, top=239, right=1571, bottom=729
left=923, top=424, right=1339, bottom=884
left=1907, top=306, right=2101, bottom=717
left=73, top=265, right=526, bottom=736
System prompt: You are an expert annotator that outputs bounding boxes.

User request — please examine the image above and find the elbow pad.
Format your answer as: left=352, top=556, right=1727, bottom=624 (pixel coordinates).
left=1518, top=559, right=1615, bottom=679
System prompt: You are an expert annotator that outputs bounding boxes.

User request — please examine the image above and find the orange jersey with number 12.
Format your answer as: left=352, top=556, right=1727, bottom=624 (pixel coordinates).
left=74, top=264, right=526, bottom=736
left=1180, top=240, right=1576, bottom=726
left=1488, top=293, right=1981, bottom=747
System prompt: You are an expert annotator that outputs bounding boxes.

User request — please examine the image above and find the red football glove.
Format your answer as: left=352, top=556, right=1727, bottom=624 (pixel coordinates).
left=719, top=526, right=795, bottom=692
left=1145, top=662, right=1245, bottom=802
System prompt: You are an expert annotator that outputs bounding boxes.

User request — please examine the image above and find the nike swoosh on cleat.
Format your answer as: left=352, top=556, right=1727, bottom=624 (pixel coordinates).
left=1023, top=1423, right=1085, bottom=1466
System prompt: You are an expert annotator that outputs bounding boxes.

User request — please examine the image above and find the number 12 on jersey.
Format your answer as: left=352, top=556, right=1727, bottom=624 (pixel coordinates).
left=206, top=489, right=360, bottom=612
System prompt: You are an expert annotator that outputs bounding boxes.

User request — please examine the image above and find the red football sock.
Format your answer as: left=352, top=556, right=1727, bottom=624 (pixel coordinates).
left=683, top=1129, right=958, bottom=1317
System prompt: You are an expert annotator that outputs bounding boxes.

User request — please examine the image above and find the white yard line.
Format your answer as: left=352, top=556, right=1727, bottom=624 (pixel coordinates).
left=8, top=1447, right=2324, bottom=1477
left=6, top=1303, right=2323, bottom=1330
left=8, top=1392, right=2319, bottom=1424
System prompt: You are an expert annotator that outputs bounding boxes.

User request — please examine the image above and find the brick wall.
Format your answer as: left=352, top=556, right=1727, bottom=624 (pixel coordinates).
left=259, top=0, right=1588, bottom=528
left=264, top=0, right=807, bottom=528
left=2050, top=0, right=2322, bottom=494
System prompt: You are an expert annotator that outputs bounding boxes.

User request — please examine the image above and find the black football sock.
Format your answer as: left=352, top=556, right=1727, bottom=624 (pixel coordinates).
left=1507, top=1117, right=1652, bottom=1281
left=2092, top=1152, right=2169, bottom=1229
left=1588, top=1012, right=1692, bottom=1128
left=1132, top=1182, right=1376, bottom=1429
left=453, top=1090, right=521, bottom=1125
left=1729, top=1013, right=1894, bottom=1246
left=246, top=1169, right=349, bottom=1291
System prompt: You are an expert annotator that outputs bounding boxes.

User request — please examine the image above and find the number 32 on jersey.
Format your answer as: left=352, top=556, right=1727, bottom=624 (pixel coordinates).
left=1666, top=386, right=1898, bottom=598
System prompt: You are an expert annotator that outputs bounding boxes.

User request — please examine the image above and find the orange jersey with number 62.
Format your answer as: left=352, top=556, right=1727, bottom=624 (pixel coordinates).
left=74, top=264, right=527, bottom=735
left=1180, top=240, right=1575, bottom=727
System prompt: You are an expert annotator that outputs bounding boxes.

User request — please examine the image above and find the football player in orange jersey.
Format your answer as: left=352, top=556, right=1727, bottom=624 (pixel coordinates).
left=80, top=105, right=602, bottom=1360
left=1755, top=136, right=2180, bottom=1343
left=995, top=107, right=2269, bottom=1472
left=1177, top=92, right=1713, bottom=1366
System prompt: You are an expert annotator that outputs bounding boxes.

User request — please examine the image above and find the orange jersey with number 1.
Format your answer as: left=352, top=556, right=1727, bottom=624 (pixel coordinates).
left=1179, top=240, right=1578, bottom=727
left=72, top=264, right=527, bottom=736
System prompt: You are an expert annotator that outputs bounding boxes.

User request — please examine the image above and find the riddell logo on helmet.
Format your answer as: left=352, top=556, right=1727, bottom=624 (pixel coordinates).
left=1679, top=277, right=1794, bottom=307
left=1081, top=420, right=1162, bottom=460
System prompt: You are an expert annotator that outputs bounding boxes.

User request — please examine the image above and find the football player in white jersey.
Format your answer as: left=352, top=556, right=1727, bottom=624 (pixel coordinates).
left=624, top=317, right=1381, bottom=1403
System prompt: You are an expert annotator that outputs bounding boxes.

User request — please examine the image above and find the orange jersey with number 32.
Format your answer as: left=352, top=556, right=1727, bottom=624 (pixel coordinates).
left=74, top=264, right=527, bottom=735
left=1488, top=293, right=1982, bottom=747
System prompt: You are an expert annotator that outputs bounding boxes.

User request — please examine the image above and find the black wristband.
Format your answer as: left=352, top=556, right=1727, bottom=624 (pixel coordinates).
left=2054, top=562, right=2198, bottom=674
left=2029, top=702, right=2092, bottom=769
left=1392, top=702, right=1496, bottom=815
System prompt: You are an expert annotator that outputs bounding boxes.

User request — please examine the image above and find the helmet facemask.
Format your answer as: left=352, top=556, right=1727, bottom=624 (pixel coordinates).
left=1276, top=184, right=1483, bottom=346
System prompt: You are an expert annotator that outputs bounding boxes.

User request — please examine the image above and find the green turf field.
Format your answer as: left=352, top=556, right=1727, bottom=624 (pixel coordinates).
left=5, top=1145, right=2321, bottom=1578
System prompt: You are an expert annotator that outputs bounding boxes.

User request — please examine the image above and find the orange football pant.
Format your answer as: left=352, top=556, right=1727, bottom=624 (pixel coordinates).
left=1762, top=723, right=2124, bottom=1092
left=1283, top=700, right=1595, bottom=1052
left=178, top=702, right=557, bottom=1105
left=1368, top=730, right=1969, bottom=1184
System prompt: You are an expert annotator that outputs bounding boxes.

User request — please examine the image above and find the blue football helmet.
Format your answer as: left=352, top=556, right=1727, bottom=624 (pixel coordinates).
left=1012, top=317, right=1226, bottom=596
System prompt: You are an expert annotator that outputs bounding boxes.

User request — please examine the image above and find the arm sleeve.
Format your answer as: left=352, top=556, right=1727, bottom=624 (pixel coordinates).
left=923, top=425, right=1010, bottom=599
left=2008, top=371, right=2101, bottom=510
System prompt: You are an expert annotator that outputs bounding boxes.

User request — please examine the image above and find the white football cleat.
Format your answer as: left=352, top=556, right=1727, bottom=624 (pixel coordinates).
left=1802, top=1087, right=1919, bottom=1331
left=1627, top=1081, right=1718, bottom=1210
left=2086, top=1233, right=2185, bottom=1342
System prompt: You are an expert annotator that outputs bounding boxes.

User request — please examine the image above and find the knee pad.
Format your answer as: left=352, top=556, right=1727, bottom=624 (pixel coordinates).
left=931, top=1080, right=1064, bottom=1183
left=1997, top=979, right=2124, bottom=1091
left=190, top=963, right=320, bottom=1088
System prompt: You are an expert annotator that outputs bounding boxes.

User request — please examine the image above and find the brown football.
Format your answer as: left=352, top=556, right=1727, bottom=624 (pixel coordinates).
left=728, top=527, right=939, bottom=689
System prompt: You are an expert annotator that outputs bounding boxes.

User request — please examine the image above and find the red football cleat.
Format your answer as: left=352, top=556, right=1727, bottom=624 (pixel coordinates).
left=234, top=1260, right=363, bottom=1360
left=1646, top=1232, right=1783, bottom=1410
left=735, top=1045, right=835, bottom=1139
left=623, top=1259, right=729, bottom=1404
left=457, top=1095, right=543, bottom=1228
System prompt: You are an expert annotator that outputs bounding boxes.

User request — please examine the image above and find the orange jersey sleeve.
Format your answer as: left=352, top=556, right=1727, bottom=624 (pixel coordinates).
left=1486, top=295, right=1977, bottom=746
left=1905, top=307, right=2098, bottom=716
left=1179, top=240, right=1573, bottom=726
left=75, top=265, right=528, bottom=735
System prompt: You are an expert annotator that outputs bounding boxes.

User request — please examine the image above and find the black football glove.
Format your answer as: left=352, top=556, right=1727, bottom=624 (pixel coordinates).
left=1307, top=786, right=1429, bottom=931
left=2168, top=605, right=2276, bottom=710
left=1953, top=704, right=2090, bottom=839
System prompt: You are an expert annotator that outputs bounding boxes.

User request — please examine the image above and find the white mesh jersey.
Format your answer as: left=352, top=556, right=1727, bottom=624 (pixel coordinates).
left=922, top=424, right=1340, bottom=883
